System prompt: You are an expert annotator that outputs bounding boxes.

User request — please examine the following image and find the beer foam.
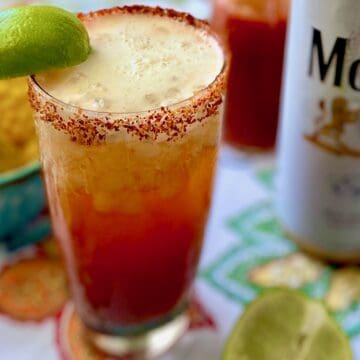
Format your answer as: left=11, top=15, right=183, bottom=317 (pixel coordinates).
left=30, top=6, right=227, bottom=145
left=36, top=9, right=224, bottom=113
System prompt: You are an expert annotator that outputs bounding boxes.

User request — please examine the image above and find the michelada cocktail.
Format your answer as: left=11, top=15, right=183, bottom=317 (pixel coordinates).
left=29, top=6, right=227, bottom=357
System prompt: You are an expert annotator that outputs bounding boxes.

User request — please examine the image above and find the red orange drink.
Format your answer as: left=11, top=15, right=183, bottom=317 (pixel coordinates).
left=212, top=0, right=288, bottom=150
left=29, top=6, right=227, bottom=358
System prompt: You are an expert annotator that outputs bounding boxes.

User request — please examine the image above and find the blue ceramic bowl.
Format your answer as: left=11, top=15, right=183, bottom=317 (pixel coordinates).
left=0, top=161, right=50, bottom=250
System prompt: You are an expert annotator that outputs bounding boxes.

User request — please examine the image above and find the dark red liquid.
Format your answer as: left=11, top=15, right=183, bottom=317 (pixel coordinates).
left=69, top=191, right=204, bottom=330
left=213, top=3, right=287, bottom=149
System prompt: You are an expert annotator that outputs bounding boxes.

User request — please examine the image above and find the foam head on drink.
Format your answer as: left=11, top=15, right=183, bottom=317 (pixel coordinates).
left=37, top=9, right=223, bottom=112
left=30, top=7, right=226, bottom=333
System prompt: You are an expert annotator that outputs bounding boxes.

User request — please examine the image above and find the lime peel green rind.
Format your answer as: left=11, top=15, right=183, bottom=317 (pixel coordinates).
left=223, top=289, right=353, bottom=360
left=0, top=5, right=90, bottom=79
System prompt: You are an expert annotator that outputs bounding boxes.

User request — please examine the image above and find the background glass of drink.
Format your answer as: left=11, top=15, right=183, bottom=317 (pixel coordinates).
left=29, top=6, right=227, bottom=358
left=212, top=0, right=289, bottom=151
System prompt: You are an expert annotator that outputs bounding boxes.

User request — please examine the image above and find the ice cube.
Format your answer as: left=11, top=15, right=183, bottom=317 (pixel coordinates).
left=91, top=98, right=106, bottom=110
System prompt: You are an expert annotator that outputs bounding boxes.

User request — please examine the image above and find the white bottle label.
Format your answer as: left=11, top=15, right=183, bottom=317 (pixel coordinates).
left=278, top=0, right=360, bottom=256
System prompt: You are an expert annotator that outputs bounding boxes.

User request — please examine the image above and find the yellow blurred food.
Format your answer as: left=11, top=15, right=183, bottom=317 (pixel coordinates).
left=0, top=77, right=38, bottom=173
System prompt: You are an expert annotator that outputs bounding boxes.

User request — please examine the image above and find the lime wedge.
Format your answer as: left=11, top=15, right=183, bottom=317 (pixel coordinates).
left=0, top=6, right=90, bottom=79
left=223, top=289, right=353, bottom=360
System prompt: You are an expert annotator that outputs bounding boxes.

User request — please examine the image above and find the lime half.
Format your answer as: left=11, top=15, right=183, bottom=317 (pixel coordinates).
left=223, top=289, right=353, bottom=360
left=0, top=6, right=90, bottom=79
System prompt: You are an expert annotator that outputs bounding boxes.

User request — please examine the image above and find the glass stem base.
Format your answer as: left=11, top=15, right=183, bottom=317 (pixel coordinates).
left=85, top=312, right=189, bottom=358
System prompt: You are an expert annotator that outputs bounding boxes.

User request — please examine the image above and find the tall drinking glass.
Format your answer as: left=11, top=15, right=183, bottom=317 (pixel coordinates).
left=29, top=6, right=227, bottom=358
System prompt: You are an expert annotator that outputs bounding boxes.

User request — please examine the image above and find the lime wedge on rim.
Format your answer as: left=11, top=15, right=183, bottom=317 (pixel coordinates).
left=223, top=289, right=353, bottom=360
left=0, top=5, right=90, bottom=79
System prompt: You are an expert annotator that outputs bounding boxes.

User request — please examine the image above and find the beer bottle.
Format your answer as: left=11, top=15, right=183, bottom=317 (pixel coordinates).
left=278, top=0, right=360, bottom=262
